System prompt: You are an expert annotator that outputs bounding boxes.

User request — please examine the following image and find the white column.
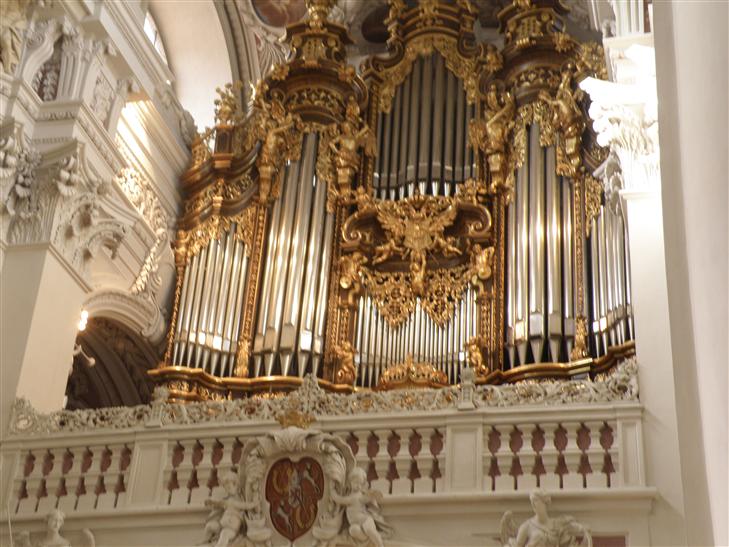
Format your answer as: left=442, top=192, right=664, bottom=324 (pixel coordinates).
left=1, top=244, right=88, bottom=429
left=653, top=3, right=728, bottom=545
left=581, top=37, right=694, bottom=546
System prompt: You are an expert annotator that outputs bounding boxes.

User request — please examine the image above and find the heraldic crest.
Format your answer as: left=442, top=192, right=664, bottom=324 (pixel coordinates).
left=203, top=413, right=392, bottom=547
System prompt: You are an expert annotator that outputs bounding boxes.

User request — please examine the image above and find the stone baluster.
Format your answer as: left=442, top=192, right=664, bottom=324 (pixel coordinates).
left=520, top=424, right=540, bottom=490
left=369, top=429, right=390, bottom=494
left=583, top=420, right=605, bottom=488
left=561, top=422, right=583, bottom=489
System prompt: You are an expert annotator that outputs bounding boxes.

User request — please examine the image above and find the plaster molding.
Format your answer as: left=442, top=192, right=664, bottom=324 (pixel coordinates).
left=83, top=287, right=167, bottom=344
left=7, top=359, right=639, bottom=436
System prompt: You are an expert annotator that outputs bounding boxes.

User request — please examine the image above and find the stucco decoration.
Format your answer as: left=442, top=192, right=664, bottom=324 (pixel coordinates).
left=13, top=509, right=96, bottom=547
left=202, top=423, right=392, bottom=547
left=7, top=359, right=638, bottom=436
left=500, top=489, right=592, bottom=547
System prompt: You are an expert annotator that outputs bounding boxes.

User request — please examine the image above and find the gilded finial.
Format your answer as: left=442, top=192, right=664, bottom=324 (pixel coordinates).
left=305, top=0, right=336, bottom=28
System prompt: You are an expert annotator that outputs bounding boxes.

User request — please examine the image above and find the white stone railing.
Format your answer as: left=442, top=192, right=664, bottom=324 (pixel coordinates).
left=0, top=360, right=651, bottom=546
left=1, top=361, right=643, bottom=511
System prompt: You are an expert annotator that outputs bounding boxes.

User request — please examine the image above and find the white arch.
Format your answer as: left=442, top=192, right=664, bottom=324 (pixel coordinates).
left=148, top=1, right=234, bottom=130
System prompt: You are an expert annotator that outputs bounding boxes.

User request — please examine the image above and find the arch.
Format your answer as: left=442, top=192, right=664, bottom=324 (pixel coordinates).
left=147, top=1, right=234, bottom=129
left=66, top=317, right=158, bottom=409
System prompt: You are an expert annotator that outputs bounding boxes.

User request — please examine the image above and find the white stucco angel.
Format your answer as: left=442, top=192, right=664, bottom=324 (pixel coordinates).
left=204, top=471, right=258, bottom=547
left=500, top=490, right=592, bottom=547
left=14, top=509, right=95, bottom=547
left=329, top=467, right=393, bottom=547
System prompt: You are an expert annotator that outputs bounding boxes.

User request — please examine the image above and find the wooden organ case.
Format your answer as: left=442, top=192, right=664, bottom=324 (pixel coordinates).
left=151, top=0, right=635, bottom=401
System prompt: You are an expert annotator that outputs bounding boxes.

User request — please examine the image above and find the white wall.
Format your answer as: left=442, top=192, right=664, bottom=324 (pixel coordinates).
left=653, top=3, right=729, bottom=546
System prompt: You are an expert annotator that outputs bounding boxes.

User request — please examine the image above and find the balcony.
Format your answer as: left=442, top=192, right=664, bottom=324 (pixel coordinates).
left=0, top=360, right=654, bottom=546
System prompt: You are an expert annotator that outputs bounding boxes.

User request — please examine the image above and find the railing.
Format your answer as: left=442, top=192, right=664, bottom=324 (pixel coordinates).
left=0, top=360, right=650, bottom=546
left=1, top=361, right=642, bottom=512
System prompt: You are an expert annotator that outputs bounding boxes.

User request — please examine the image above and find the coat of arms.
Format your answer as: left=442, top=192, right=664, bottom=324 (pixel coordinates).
left=265, top=457, right=324, bottom=541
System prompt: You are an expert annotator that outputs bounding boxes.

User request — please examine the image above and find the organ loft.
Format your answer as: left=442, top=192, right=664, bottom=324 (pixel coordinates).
left=1, top=0, right=725, bottom=545
left=152, top=0, right=635, bottom=400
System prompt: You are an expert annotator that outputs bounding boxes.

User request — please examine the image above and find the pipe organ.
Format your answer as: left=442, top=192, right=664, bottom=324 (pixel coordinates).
left=151, top=0, right=635, bottom=401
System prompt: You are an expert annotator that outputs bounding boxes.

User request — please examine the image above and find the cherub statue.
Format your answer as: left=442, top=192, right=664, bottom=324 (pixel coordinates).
left=329, top=97, right=376, bottom=198
left=470, top=244, right=495, bottom=295
left=500, top=489, right=592, bottom=547
left=469, top=83, right=515, bottom=193
left=466, top=335, right=488, bottom=377
left=333, top=341, right=356, bottom=385
left=204, top=471, right=258, bottom=547
left=256, top=100, right=296, bottom=204
left=15, top=509, right=95, bottom=547
left=330, top=468, right=392, bottom=547
left=538, top=67, right=585, bottom=167
left=339, top=252, right=367, bottom=307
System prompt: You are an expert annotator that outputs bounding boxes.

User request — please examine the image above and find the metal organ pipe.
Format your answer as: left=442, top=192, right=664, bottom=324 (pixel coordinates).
left=545, top=147, right=562, bottom=362
left=280, top=135, right=317, bottom=376
left=515, top=155, right=530, bottom=366
left=171, top=221, right=252, bottom=377
left=527, top=125, right=545, bottom=363
left=562, top=180, right=575, bottom=358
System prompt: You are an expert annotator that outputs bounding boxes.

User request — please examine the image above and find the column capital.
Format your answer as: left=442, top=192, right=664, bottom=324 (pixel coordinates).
left=580, top=42, right=660, bottom=197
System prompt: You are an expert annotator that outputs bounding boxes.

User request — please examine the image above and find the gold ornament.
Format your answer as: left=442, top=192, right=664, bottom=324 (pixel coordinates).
left=376, top=354, right=448, bottom=390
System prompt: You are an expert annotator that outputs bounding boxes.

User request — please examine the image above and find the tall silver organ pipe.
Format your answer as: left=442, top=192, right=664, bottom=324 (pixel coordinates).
left=171, top=223, right=250, bottom=377
left=252, top=133, right=333, bottom=378
left=504, top=124, right=634, bottom=368
left=354, top=288, right=477, bottom=388
left=587, top=201, right=633, bottom=357
left=373, top=55, right=477, bottom=200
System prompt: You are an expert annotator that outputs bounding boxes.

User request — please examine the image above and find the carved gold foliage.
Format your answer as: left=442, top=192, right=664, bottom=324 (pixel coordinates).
left=333, top=341, right=356, bottom=385
left=362, top=269, right=415, bottom=327
left=466, top=335, right=489, bottom=377
left=362, top=264, right=471, bottom=329
left=570, top=315, right=589, bottom=360
left=584, top=175, right=602, bottom=235
left=214, top=82, right=245, bottom=125
left=420, top=264, right=472, bottom=326
left=576, top=42, right=608, bottom=80
left=184, top=207, right=256, bottom=261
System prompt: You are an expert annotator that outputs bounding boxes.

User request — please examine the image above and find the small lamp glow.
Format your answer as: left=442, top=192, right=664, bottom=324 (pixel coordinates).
left=78, top=309, right=89, bottom=331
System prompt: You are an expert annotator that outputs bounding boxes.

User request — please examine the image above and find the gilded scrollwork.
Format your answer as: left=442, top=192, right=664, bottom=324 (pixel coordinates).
left=339, top=251, right=367, bottom=307
left=247, top=97, right=303, bottom=204
left=362, top=264, right=472, bottom=329
left=214, top=82, right=246, bottom=125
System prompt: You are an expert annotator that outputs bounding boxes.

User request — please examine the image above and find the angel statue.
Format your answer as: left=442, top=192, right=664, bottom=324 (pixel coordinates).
left=500, top=489, right=592, bottom=547
left=329, top=97, right=376, bottom=198
left=255, top=99, right=298, bottom=204
left=204, top=471, right=259, bottom=547
left=329, top=468, right=393, bottom=547
left=469, top=83, right=515, bottom=193
left=538, top=66, right=585, bottom=169
left=14, top=509, right=95, bottom=547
